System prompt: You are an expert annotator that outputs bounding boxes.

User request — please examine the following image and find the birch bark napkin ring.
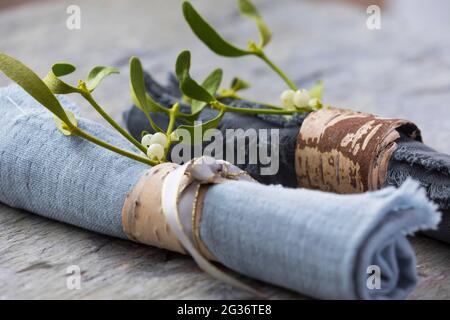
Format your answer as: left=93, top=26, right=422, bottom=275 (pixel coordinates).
left=295, top=107, right=421, bottom=193
left=122, top=156, right=260, bottom=295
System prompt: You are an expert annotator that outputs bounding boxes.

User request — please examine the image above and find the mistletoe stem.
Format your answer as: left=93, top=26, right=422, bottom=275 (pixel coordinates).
left=162, top=103, right=180, bottom=161
left=211, top=100, right=297, bottom=115
left=73, top=127, right=156, bottom=166
left=215, top=101, right=295, bottom=115
left=216, top=92, right=284, bottom=110
left=82, top=91, right=147, bottom=154
left=256, top=51, right=298, bottom=91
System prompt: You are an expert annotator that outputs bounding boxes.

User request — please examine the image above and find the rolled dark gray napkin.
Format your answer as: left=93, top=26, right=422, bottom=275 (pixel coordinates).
left=123, top=72, right=450, bottom=244
left=0, top=84, right=441, bottom=299
left=386, top=134, right=450, bottom=244
left=124, top=73, right=302, bottom=187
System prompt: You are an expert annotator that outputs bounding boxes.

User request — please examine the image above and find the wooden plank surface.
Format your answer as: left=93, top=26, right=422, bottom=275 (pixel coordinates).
left=0, top=0, right=449, bottom=299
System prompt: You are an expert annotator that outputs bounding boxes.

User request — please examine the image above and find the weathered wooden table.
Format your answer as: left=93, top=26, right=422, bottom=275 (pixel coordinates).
left=0, top=0, right=449, bottom=299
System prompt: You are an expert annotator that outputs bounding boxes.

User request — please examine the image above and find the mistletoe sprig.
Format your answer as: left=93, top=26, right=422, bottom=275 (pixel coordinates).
left=0, top=0, right=324, bottom=165
left=0, top=53, right=157, bottom=166
left=182, top=0, right=324, bottom=110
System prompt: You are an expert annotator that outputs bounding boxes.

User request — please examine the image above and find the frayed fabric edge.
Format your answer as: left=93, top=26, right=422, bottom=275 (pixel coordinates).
left=383, top=178, right=441, bottom=236
left=385, top=168, right=450, bottom=210
left=393, top=145, right=450, bottom=177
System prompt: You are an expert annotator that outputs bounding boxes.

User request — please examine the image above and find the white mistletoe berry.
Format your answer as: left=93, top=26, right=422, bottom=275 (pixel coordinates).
left=141, top=134, right=153, bottom=148
left=147, top=143, right=164, bottom=160
left=170, top=131, right=180, bottom=142
left=280, top=90, right=295, bottom=109
left=308, top=98, right=320, bottom=108
left=293, top=89, right=311, bottom=108
left=150, top=132, right=167, bottom=147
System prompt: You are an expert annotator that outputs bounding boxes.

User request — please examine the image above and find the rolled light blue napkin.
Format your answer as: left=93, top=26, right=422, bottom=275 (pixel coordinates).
left=0, top=85, right=441, bottom=299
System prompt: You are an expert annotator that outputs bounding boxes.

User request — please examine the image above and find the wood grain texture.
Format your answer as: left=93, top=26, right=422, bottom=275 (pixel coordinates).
left=0, top=0, right=449, bottom=299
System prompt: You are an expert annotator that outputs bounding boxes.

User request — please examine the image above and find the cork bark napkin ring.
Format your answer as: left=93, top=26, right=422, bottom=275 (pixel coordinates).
left=122, top=156, right=260, bottom=295
left=295, top=107, right=422, bottom=193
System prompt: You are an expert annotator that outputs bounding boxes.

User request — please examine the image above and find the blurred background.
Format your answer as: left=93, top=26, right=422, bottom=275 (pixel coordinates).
left=1, top=0, right=449, bottom=152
